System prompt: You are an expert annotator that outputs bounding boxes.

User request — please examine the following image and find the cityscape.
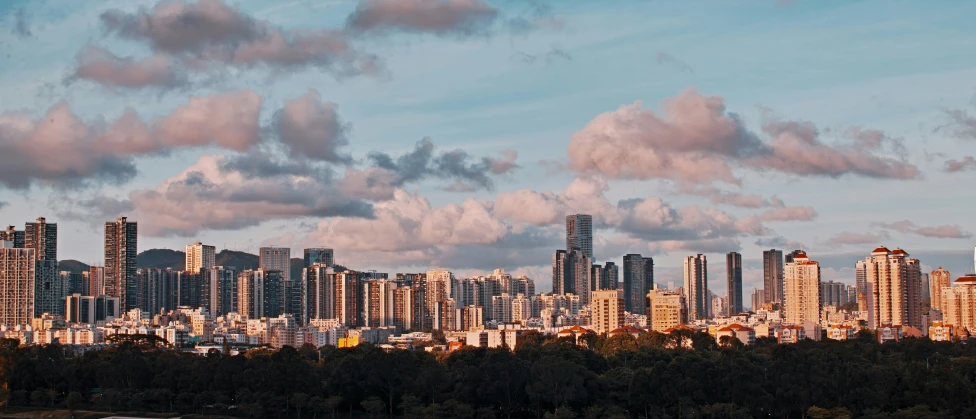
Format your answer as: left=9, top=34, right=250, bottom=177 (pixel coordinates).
left=2, top=0, right=976, bottom=418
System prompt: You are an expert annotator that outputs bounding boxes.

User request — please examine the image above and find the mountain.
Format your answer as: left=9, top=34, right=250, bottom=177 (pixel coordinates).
left=215, top=250, right=259, bottom=270
left=58, top=260, right=90, bottom=274
left=137, top=248, right=185, bottom=270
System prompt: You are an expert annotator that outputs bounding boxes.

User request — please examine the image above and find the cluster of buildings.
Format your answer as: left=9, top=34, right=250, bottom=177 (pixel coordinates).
left=3, top=214, right=976, bottom=353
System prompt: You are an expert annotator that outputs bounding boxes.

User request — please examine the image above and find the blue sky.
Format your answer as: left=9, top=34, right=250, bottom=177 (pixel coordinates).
left=1, top=0, right=974, bottom=294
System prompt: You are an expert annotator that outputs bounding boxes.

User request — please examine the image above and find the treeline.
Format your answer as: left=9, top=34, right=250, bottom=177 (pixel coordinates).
left=1, top=332, right=975, bottom=418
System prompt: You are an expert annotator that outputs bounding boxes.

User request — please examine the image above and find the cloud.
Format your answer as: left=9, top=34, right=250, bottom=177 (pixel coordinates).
left=93, top=0, right=380, bottom=89
left=70, top=46, right=186, bottom=89
left=656, top=51, right=693, bottom=74
left=348, top=138, right=519, bottom=198
left=567, top=88, right=920, bottom=185
left=272, top=89, right=351, bottom=163
left=676, top=185, right=786, bottom=209
left=0, top=90, right=264, bottom=189
left=944, top=156, right=976, bottom=173
left=754, top=236, right=805, bottom=250
left=346, top=0, right=499, bottom=37
left=825, top=231, right=891, bottom=246
left=57, top=155, right=373, bottom=237
left=939, top=108, right=976, bottom=140
left=758, top=206, right=817, bottom=222
left=12, top=7, right=31, bottom=37
left=877, top=220, right=972, bottom=239
left=504, top=0, right=565, bottom=35
left=513, top=46, right=572, bottom=65
left=0, top=201, right=7, bottom=210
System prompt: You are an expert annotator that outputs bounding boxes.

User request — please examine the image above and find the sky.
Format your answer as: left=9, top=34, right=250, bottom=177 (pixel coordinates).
left=1, top=0, right=975, bottom=296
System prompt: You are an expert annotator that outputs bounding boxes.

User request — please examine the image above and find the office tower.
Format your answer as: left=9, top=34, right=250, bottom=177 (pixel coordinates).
left=1, top=226, right=24, bottom=248
left=864, top=247, right=923, bottom=328
left=847, top=285, right=857, bottom=306
left=203, top=266, right=237, bottom=317
left=726, top=252, right=743, bottom=314
left=335, top=270, right=362, bottom=327
left=622, top=254, right=646, bottom=313
left=0, top=243, right=35, bottom=327
left=393, top=286, right=416, bottom=330
left=24, top=217, right=57, bottom=261
left=643, top=257, right=655, bottom=293
left=646, top=289, right=687, bottom=332
left=591, top=264, right=604, bottom=293
left=603, top=261, right=618, bottom=291
left=176, top=271, right=200, bottom=308
left=784, top=251, right=821, bottom=325
left=87, top=266, right=105, bottom=297
left=751, top=289, right=766, bottom=311
left=565, top=214, right=593, bottom=259
left=855, top=260, right=868, bottom=297
left=61, top=271, right=84, bottom=295
left=931, top=267, right=951, bottom=312
left=364, top=279, right=397, bottom=327
left=94, top=295, right=120, bottom=321
left=569, top=249, right=593, bottom=305
left=683, top=254, right=708, bottom=320
left=238, top=269, right=266, bottom=319
left=105, top=217, right=138, bottom=310
left=552, top=250, right=569, bottom=295
left=259, top=247, right=292, bottom=282
left=762, top=249, right=784, bottom=303
left=33, top=260, right=62, bottom=317
left=820, top=281, right=849, bottom=306
left=941, top=275, right=976, bottom=334
left=591, top=289, right=624, bottom=334
left=785, top=249, right=804, bottom=264
left=304, top=248, right=334, bottom=268
left=185, top=242, right=216, bottom=274
left=303, top=264, right=334, bottom=323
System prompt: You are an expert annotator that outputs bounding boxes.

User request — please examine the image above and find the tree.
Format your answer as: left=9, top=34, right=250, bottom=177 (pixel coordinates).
left=324, top=395, right=343, bottom=419
left=807, top=406, right=853, bottom=419
left=361, top=396, right=386, bottom=419
left=66, top=391, right=84, bottom=412
left=292, top=392, right=309, bottom=419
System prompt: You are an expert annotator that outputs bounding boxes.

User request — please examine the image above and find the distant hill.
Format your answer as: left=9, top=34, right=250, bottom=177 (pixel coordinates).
left=215, top=250, right=259, bottom=270
left=138, top=248, right=185, bottom=270
left=58, top=260, right=91, bottom=274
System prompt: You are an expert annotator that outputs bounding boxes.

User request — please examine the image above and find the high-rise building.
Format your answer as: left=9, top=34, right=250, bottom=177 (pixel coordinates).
left=304, top=248, right=335, bottom=268
left=762, top=249, right=784, bottom=303
left=931, top=267, right=951, bottom=312
left=683, top=254, right=708, bottom=320
left=591, top=289, right=624, bottom=334
left=86, top=266, right=106, bottom=297
left=512, top=293, right=532, bottom=324
left=726, top=252, right=743, bottom=314
left=552, top=250, right=569, bottom=294
left=552, top=250, right=591, bottom=303
left=335, top=270, right=362, bottom=327
left=104, top=217, right=138, bottom=310
left=603, top=261, right=619, bottom=291
left=784, top=251, right=821, bottom=325
left=33, top=260, right=62, bottom=317
left=512, top=275, right=535, bottom=297
left=864, top=247, right=924, bottom=329
left=642, top=257, right=655, bottom=294
left=237, top=269, right=284, bottom=319
left=364, top=279, right=397, bottom=328
left=1, top=226, right=24, bottom=248
left=751, top=289, right=766, bottom=311
left=492, top=293, right=513, bottom=323
left=820, top=281, right=849, bottom=306
left=623, top=254, right=646, bottom=314
left=425, top=269, right=455, bottom=329
left=941, top=275, right=976, bottom=334
left=259, top=247, right=292, bottom=283
left=646, top=289, right=686, bottom=332
left=185, top=242, right=216, bottom=274
left=785, top=249, right=804, bottom=264
left=393, top=286, right=416, bottom=330
left=565, top=214, right=593, bottom=259
left=24, top=217, right=57, bottom=261
left=202, top=266, right=237, bottom=317
left=0, top=243, right=34, bottom=327
left=855, top=260, right=868, bottom=297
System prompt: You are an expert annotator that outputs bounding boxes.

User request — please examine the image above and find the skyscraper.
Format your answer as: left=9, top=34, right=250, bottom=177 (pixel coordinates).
left=259, top=247, right=292, bottom=282
left=552, top=249, right=591, bottom=303
left=24, top=217, right=57, bottom=261
left=726, top=252, right=743, bottom=315
left=784, top=251, right=821, bottom=325
left=643, top=257, right=655, bottom=293
left=185, top=242, right=216, bottom=274
left=622, top=254, right=646, bottom=313
left=304, top=248, right=335, bottom=268
left=25, top=217, right=62, bottom=317
left=603, top=261, right=618, bottom=290
left=930, top=267, right=951, bottom=312
left=363, top=279, right=397, bottom=327
left=855, top=260, right=868, bottom=297
left=552, top=250, right=568, bottom=294
left=565, top=214, right=593, bottom=259
left=1, top=226, right=24, bottom=248
left=203, top=266, right=237, bottom=317
left=304, top=264, right=335, bottom=323
left=785, top=249, right=804, bottom=264
left=683, top=254, right=708, bottom=320
left=0, top=242, right=34, bottom=327
left=864, top=247, right=923, bottom=329
left=335, top=270, right=362, bottom=327
left=762, top=249, right=784, bottom=303
left=105, top=217, right=138, bottom=310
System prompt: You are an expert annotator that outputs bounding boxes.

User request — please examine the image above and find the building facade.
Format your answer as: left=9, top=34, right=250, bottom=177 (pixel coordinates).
left=783, top=252, right=821, bottom=325
left=304, top=248, right=335, bottom=268
left=762, top=249, right=784, bottom=303
left=726, top=252, right=743, bottom=314
left=259, top=247, right=292, bottom=283
left=591, top=289, right=624, bottom=335
left=565, top=214, right=593, bottom=259
left=683, top=254, right=708, bottom=320
left=0, top=244, right=34, bottom=327
left=185, top=242, right=216, bottom=274
left=931, top=267, right=951, bottom=312
left=623, top=254, right=646, bottom=314
left=104, top=217, right=138, bottom=310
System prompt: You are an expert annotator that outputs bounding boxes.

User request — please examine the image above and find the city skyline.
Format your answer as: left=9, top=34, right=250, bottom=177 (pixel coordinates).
left=0, top=0, right=975, bottom=297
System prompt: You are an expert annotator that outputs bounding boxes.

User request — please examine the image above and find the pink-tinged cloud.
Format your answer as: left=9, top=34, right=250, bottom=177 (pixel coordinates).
left=826, top=231, right=891, bottom=246
left=758, top=206, right=817, bottom=222
left=346, top=0, right=498, bottom=36
left=273, top=89, right=350, bottom=163
left=568, top=88, right=921, bottom=185
left=944, top=156, right=976, bottom=173
left=878, top=220, right=972, bottom=239
left=72, top=46, right=185, bottom=89
left=153, top=90, right=262, bottom=151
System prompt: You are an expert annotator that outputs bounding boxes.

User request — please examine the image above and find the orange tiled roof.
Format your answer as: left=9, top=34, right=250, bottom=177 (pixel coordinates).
left=872, top=246, right=891, bottom=253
